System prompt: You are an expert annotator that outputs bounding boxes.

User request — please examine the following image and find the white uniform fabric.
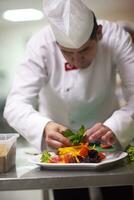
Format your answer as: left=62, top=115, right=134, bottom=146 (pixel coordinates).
left=43, top=0, right=94, bottom=48
left=4, top=20, right=134, bottom=152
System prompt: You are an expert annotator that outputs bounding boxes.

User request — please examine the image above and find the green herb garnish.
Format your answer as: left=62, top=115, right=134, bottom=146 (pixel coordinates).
left=40, top=151, right=51, bottom=163
left=126, top=146, right=134, bottom=162
left=62, top=125, right=86, bottom=145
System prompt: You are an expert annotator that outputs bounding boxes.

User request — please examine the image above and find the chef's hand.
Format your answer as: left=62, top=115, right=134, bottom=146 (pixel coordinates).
left=85, top=122, right=117, bottom=145
left=44, top=121, right=71, bottom=149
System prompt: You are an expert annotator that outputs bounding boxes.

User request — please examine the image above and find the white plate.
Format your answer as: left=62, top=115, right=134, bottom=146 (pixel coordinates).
left=29, top=151, right=128, bottom=170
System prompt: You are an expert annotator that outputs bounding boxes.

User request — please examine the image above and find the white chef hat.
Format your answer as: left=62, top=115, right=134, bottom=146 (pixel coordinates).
left=43, top=0, right=94, bottom=48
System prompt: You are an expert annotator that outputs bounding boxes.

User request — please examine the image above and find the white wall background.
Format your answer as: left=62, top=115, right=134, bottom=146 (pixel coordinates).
left=0, top=21, right=46, bottom=97
left=84, top=0, right=134, bottom=21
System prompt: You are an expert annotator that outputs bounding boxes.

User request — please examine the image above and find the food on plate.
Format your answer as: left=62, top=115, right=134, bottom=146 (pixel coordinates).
left=62, top=125, right=113, bottom=149
left=62, top=125, right=86, bottom=145
left=40, top=143, right=106, bottom=164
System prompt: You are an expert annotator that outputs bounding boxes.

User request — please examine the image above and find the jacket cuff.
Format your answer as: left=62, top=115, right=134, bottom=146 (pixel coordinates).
left=25, top=115, right=52, bottom=153
left=103, top=111, right=134, bottom=149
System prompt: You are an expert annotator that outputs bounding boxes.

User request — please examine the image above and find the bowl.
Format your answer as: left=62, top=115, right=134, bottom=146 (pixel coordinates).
left=0, top=133, right=19, bottom=173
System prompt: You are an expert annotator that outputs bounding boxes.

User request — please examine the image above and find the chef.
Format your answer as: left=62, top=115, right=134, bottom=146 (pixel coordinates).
left=3, top=0, right=134, bottom=199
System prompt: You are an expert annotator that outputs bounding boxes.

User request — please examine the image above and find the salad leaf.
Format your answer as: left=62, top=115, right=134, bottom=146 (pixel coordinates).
left=62, top=125, right=86, bottom=145
left=126, top=146, right=134, bottom=162
left=62, top=129, right=74, bottom=137
left=40, top=151, right=51, bottom=163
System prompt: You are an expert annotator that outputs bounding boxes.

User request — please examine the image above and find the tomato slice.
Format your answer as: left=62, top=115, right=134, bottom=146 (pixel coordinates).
left=98, top=152, right=106, bottom=160
left=60, top=153, right=74, bottom=163
left=48, top=155, right=60, bottom=163
left=100, top=144, right=112, bottom=149
left=79, top=144, right=89, bottom=157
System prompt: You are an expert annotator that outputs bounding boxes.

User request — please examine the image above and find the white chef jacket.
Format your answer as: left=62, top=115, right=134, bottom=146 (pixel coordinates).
left=4, top=20, right=134, bottom=152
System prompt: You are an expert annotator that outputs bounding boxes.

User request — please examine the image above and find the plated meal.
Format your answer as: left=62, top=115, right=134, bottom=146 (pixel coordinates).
left=30, top=126, right=128, bottom=169
left=40, top=125, right=115, bottom=164
left=40, top=143, right=106, bottom=164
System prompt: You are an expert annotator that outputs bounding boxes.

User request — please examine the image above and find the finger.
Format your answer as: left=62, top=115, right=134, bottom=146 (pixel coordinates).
left=88, top=126, right=106, bottom=141
left=101, top=131, right=116, bottom=145
left=58, top=126, right=68, bottom=133
left=46, top=138, right=64, bottom=149
left=49, top=132, right=71, bottom=146
left=85, top=122, right=102, bottom=137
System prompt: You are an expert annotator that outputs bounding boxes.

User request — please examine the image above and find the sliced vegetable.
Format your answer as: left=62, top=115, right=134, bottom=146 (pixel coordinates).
left=60, top=153, right=75, bottom=163
left=98, top=152, right=106, bottom=160
left=49, top=155, right=60, bottom=163
left=79, top=144, right=89, bottom=157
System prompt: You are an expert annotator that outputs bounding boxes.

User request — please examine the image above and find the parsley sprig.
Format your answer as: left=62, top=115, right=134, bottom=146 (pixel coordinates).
left=40, top=151, right=51, bottom=163
left=62, top=125, right=86, bottom=145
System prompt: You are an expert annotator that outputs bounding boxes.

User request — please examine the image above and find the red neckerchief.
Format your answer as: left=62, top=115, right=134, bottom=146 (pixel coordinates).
left=65, top=62, right=78, bottom=71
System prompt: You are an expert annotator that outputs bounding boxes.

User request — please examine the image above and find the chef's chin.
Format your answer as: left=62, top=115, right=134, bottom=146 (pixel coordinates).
left=78, top=61, right=92, bottom=69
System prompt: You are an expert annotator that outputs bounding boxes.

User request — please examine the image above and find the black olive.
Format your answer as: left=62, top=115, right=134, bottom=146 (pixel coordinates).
left=88, top=149, right=98, bottom=158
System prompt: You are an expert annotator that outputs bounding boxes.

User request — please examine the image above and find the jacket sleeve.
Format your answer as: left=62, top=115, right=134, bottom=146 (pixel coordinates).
left=103, top=24, right=134, bottom=148
left=4, top=38, right=52, bottom=152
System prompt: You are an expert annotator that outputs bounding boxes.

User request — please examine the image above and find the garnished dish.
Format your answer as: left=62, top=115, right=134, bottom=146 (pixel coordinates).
left=41, top=125, right=106, bottom=164
left=41, top=143, right=106, bottom=164
left=29, top=126, right=128, bottom=169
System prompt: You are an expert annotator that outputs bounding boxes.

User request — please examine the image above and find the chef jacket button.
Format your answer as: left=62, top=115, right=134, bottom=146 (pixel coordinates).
left=66, top=88, right=70, bottom=92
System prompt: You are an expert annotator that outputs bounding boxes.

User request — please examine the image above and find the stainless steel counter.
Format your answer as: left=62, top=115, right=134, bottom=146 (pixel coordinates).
left=0, top=145, right=134, bottom=191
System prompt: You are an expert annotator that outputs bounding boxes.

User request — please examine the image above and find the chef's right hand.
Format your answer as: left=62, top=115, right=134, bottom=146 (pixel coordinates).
left=44, top=121, right=71, bottom=149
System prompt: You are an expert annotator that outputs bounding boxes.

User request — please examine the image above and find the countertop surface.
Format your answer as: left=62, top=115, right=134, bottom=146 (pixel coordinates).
left=0, top=138, right=134, bottom=191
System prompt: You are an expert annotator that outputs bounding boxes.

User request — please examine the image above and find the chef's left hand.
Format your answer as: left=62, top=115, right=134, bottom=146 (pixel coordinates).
left=85, top=122, right=117, bottom=145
